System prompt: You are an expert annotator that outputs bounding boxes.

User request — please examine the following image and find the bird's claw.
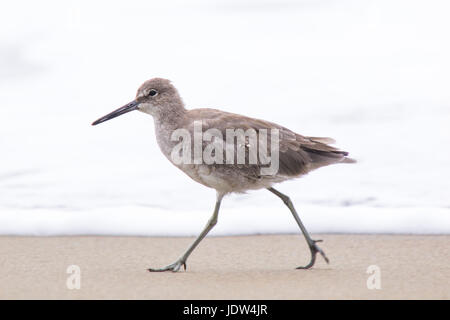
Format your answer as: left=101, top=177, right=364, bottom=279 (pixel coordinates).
left=296, top=239, right=329, bottom=269
left=148, top=260, right=187, bottom=272
left=312, top=239, right=329, bottom=264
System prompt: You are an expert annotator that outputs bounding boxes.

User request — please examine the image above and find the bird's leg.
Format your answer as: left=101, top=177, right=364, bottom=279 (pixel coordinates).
left=267, top=187, right=329, bottom=269
left=148, top=193, right=224, bottom=272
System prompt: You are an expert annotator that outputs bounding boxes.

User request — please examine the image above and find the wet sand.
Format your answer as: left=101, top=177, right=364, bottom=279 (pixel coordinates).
left=0, top=234, right=448, bottom=299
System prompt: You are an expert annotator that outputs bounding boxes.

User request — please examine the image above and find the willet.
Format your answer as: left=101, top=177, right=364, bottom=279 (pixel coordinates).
left=92, top=78, right=355, bottom=272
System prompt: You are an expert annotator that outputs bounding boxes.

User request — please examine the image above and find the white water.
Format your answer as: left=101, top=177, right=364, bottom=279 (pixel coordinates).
left=1, top=0, right=449, bottom=235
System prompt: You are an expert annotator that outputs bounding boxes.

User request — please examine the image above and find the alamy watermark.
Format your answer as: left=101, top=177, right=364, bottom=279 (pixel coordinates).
left=366, top=265, right=381, bottom=290
left=66, top=265, right=81, bottom=290
left=170, top=121, right=280, bottom=176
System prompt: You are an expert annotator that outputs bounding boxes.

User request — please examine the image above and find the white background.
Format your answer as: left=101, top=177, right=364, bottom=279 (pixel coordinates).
left=1, top=0, right=449, bottom=235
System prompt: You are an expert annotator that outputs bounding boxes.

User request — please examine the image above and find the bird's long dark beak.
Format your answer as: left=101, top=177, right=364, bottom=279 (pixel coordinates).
left=91, top=100, right=140, bottom=126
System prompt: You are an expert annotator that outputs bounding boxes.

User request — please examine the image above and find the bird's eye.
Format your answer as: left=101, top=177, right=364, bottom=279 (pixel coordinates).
left=148, top=89, right=158, bottom=97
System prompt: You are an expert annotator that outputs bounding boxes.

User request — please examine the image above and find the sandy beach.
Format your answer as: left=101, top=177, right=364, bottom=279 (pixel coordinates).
left=0, top=234, right=448, bottom=299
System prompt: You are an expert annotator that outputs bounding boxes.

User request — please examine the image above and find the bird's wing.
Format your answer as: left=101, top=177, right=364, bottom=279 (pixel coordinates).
left=182, top=108, right=353, bottom=177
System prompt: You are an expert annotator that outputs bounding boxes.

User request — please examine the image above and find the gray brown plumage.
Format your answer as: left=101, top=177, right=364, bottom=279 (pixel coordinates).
left=92, top=78, right=355, bottom=272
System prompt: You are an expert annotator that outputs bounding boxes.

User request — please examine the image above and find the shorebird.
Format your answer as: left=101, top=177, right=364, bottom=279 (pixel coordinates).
left=92, top=78, right=355, bottom=272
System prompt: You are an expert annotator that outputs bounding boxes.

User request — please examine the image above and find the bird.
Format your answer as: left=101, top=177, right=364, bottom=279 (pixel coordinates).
left=92, top=78, right=355, bottom=272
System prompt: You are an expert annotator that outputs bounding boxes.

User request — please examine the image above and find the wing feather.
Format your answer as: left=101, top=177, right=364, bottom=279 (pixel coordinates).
left=182, top=108, right=354, bottom=177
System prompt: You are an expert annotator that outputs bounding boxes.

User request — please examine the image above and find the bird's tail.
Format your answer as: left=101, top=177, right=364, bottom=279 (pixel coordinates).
left=341, top=157, right=357, bottom=164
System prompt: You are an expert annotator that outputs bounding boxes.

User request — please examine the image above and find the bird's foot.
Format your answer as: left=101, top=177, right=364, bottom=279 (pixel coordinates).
left=148, top=259, right=187, bottom=272
left=296, top=239, right=329, bottom=270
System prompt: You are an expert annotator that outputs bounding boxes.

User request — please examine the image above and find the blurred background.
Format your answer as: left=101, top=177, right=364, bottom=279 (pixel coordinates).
left=1, top=0, right=449, bottom=235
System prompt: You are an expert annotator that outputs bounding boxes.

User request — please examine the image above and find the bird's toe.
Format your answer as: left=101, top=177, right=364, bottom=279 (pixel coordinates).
left=148, top=260, right=186, bottom=272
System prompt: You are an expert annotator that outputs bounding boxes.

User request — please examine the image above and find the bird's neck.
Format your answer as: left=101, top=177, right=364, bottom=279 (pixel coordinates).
left=152, top=105, right=189, bottom=161
left=153, top=103, right=187, bottom=127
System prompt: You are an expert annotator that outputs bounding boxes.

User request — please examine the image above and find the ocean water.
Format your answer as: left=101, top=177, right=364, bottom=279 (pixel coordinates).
left=1, top=0, right=449, bottom=235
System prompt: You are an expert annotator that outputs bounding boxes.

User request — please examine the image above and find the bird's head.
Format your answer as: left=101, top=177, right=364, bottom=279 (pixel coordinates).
left=92, top=78, right=184, bottom=126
